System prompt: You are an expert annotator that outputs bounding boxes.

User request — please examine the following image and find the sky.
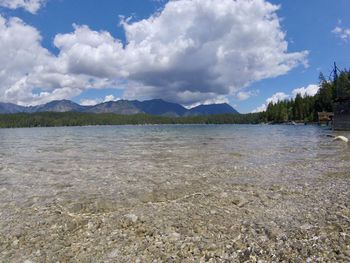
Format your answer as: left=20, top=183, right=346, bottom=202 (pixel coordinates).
left=0, top=0, right=349, bottom=113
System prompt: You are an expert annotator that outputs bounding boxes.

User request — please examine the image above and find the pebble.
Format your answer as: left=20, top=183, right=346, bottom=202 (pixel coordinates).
left=1, top=165, right=349, bottom=262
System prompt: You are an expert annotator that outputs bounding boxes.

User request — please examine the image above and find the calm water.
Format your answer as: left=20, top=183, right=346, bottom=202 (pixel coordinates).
left=1, top=124, right=350, bottom=262
left=0, top=124, right=349, bottom=207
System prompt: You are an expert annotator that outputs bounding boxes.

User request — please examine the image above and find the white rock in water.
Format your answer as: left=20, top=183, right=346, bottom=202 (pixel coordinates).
left=333, top=136, right=349, bottom=143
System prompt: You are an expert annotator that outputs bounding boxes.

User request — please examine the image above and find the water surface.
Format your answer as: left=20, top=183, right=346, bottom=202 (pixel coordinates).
left=0, top=125, right=349, bottom=262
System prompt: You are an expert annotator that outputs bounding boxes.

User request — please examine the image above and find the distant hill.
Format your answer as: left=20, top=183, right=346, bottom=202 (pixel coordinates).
left=0, top=99, right=239, bottom=116
left=188, top=103, right=239, bottom=116
left=85, top=100, right=141, bottom=115
left=132, top=99, right=188, bottom=116
left=28, top=100, right=85, bottom=113
left=0, top=102, right=26, bottom=114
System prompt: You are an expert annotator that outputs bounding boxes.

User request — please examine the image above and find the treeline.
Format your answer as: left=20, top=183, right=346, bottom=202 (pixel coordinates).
left=261, top=70, right=350, bottom=123
left=0, top=112, right=262, bottom=128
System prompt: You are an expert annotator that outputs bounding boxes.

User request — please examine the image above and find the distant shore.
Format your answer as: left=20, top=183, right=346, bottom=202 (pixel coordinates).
left=0, top=112, right=262, bottom=128
left=0, top=112, right=340, bottom=130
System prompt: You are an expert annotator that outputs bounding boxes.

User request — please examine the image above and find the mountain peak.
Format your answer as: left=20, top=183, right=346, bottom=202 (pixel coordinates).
left=0, top=99, right=239, bottom=116
left=189, top=103, right=238, bottom=115
left=32, top=100, right=83, bottom=113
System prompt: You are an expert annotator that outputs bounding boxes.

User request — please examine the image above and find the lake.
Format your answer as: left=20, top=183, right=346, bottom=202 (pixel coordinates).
left=0, top=125, right=349, bottom=262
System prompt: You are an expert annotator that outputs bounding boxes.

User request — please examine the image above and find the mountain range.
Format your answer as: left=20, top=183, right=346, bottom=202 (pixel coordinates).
left=0, top=99, right=239, bottom=116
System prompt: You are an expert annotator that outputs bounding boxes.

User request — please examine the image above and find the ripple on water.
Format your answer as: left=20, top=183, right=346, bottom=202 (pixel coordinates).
left=0, top=125, right=349, bottom=261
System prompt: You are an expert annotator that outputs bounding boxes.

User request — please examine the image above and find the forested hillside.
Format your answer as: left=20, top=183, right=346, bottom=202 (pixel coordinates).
left=261, top=70, right=350, bottom=123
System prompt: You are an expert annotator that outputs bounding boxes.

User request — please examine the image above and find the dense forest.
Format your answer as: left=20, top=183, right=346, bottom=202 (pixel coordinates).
left=0, top=112, right=262, bottom=128
left=261, top=70, right=350, bottom=123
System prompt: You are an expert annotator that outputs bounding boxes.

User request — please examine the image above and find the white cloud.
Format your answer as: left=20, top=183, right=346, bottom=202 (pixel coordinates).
left=104, top=94, right=119, bottom=102
left=332, top=26, right=350, bottom=40
left=0, top=15, right=55, bottom=105
left=80, top=99, right=100, bottom=106
left=185, top=95, right=229, bottom=108
left=267, top=92, right=290, bottom=104
left=236, top=90, right=258, bottom=101
left=253, top=84, right=319, bottom=112
left=292, top=84, right=319, bottom=98
left=54, top=25, right=128, bottom=79
left=0, top=0, right=308, bottom=106
left=236, top=92, right=250, bottom=101
left=0, top=0, right=45, bottom=14
left=119, top=0, right=307, bottom=105
left=80, top=95, right=120, bottom=106
left=0, top=16, right=119, bottom=105
left=252, top=104, right=268, bottom=113
left=253, top=92, right=289, bottom=112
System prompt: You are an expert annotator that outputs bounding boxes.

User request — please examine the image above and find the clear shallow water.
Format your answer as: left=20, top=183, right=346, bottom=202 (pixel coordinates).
left=0, top=125, right=348, bottom=205
left=0, top=125, right=349, bottom=261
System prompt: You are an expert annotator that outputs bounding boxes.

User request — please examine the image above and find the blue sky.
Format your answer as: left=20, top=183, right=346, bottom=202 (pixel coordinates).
left=0, top=0, right=349, bottom=113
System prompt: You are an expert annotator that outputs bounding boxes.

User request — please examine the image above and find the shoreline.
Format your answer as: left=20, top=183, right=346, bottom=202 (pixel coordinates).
left=0, top=122, right=331, bottom=130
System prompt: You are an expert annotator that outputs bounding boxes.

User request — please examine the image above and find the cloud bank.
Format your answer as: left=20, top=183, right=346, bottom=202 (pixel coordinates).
left=0, top=0, right=308, bottom=106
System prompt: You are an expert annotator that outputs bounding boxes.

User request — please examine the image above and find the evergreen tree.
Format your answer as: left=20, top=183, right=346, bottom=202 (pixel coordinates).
left=336, top=70, right=350, bottom=98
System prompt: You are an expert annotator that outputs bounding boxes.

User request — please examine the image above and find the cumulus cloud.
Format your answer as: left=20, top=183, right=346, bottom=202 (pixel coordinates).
left=253, top=92, right=289, bottom=112
left=253, top=104, right=268, bottom=113
left=253, top=84, right=319, bottom=112
left=332, top=26, right=350, bottom=40
left=0, top=0, right=308, bottom=106
left=267, top=92, right=290, bottom=103
left=0, top=15, right=54, bottom=104
left=292, top=84, right=319, bottom=98
left=0, top=15, right=117, bottom=105
left=118, top=0, right=308, bottom=105
left=54, top=25, right=127, bottom=79
left=236, top=90, right=258, bottom=101
left=0, top=0, right=45, bottom=14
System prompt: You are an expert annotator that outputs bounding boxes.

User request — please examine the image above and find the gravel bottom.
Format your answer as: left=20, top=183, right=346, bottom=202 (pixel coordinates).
left=0, top=126, right=349, bottom=262
left=1, top=174, right=349, bottom=262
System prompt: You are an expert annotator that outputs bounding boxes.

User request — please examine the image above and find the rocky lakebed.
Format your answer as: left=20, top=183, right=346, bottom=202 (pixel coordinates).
left=0, top=125, right=349, bottom=262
